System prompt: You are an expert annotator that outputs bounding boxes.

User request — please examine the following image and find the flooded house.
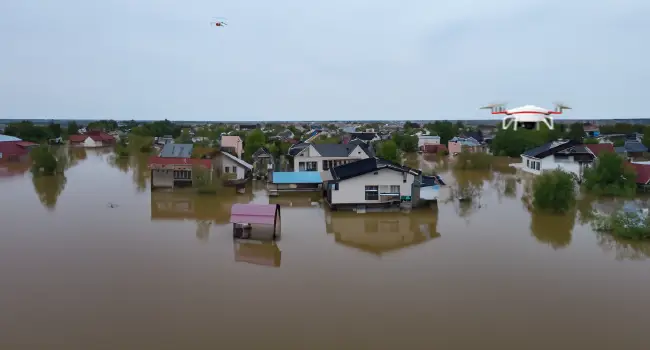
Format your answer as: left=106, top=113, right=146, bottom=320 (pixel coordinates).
left=324, top=157, right=422, bottom=211
left=292, top=143, right=372, bottom=173
left=68, top=130, right=116, bottom=147
left=417, top=135, right=441, bottom=149
left=213, top=150, right=253, bottom=182
left=448, top=136, right=482, bottom=154
left=220, top=135, right=243, bottom=159
left=514, top=140, right=595, bottom=178
left=349, top=132, right=380, bottom=143
left=267, top=171, right=323, bottom=196
left=252, top=147, right=274, bottom=179
left=0, top=135, right=38, bottom=163
left=148, top=143, right=212, bottom=189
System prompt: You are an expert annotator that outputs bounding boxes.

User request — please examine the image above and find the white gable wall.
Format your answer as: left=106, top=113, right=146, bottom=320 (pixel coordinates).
left=222, top=156, right=247, bottom=179
left=83, top=137, right=101, bottom=147
left=331, top=168, right=415, bottom=204
left=293, top=145, right=369, bottom=172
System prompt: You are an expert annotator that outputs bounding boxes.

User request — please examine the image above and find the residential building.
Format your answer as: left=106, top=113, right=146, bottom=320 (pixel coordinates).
left=448, top=136, right=482, bottom=154
left=585, top=143, right=615, bottom=157
left=622, top=140, right=647, bottom=160
left=417, top=135, right=440, bottom=148
left=69, top=130, right=116, bottom=147
left=220, top=135, right=243, bottom=158
left=215, top=150, right=253, bottom=181
left=324, top=157, right=422, bottom=210
left=628, top=162, right=650, bottom=191
left=517, top=140, right=595, bottom=177
left=583, top=124, right=600, bottom=137
left=420, top=144, right=447, bottom=154
left=149, top=143, right=211, bottom=189
left=0, top=135, right=38, bottom=163
left=293, top=143, right=372, bottom=173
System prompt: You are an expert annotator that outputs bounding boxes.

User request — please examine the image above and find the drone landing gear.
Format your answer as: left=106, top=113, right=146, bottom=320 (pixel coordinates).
left=517, top=122, right=537, bottom=130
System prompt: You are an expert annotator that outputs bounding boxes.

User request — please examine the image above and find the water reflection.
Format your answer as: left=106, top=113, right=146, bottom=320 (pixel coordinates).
left=0, top=162, right=30, bottom=178
left=106, top=152, right=152, bottom=191
left=234, top=241, right=282, bottom=267
left=150, top=191, right=254, bottom=240
left=528, top=210, right=575, bottom=249
left=597, top=233, right=650, bottom=261
left=325, top=210, right=440, bottom=255
left=32, top=175, right=67, bottom=211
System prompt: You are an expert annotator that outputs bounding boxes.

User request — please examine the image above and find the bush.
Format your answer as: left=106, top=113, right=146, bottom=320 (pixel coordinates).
left=454, top=151, right=493, bottom=170
left=593, top=211, right=650, bottom=240
left=532, top=169, right=576, bottom=213
left=582, top=152, right=637, bottom=196
left=192, top=165, right=225, bottom=194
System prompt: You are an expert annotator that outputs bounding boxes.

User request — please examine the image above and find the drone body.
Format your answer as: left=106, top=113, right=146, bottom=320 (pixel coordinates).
left=480, top=103, right=571, bottom=130
left=210, top=17, right=227, bottom=27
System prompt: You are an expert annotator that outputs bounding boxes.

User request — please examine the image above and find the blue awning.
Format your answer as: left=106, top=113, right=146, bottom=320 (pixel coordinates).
left=271, top=171, right=323, bottom=184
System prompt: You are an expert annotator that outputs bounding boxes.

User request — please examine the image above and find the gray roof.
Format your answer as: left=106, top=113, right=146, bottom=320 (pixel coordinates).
left=160, top=143, right=193, bottom=158
left=624, top=140, right=648, bottom=153
left=614, top=146, right=627, bottom=153
left=312, top=143, right=361, bottom=157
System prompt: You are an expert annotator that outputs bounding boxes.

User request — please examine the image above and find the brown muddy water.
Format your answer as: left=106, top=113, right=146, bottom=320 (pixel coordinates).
left=1, top=149, right=650, bottom=349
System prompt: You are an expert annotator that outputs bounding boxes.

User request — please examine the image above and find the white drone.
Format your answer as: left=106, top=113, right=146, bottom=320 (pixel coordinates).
left=479, top=102, right=571, bottom=130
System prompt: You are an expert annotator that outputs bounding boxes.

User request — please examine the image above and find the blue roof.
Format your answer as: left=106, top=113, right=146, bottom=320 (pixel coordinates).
left=271, top=171, right=323, bottom=184
left=624, top=141, right=647, bottom=153
left=0, top=134, right=21, bottom=142
left=160, top=143, right=193, bottom=158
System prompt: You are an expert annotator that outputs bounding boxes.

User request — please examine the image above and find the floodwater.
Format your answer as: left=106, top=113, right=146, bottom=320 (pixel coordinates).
left=1, top=149, right=650, bottom=350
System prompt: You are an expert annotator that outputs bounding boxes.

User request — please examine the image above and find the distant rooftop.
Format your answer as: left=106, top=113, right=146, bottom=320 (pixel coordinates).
left=160, top=143, right=193, bottom=158
left=0, top=134, right=22, bottom=142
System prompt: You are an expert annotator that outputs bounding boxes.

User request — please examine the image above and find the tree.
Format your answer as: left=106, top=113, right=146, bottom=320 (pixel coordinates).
left=567, top=123, right=585, bottom=142
left=376, top=140, right=399, bottom=163
left=584, top=138, right=599, bottom=144
left=391, top=133, right=418, bottom=152
left=67, top=121, right=79, bottom=135
left=48, top=121, right=62, bottom=138
left=490, top=128, right=546, bottom=157
left=582, top=152, right=637, bottom=196
left=244, top=129, right=266, bottom=162
left=532, top=170, right=576, bottom=213
left=176, top=129, right=193, bottom=143
left=3, top=121, right=52, bottom=143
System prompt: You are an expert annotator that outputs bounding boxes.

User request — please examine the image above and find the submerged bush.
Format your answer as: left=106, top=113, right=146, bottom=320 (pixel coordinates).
left=593, top=211, right=650, bottom=240
left=31, top=145, right=59, bottom=176
left=454, top=151, right=493, bottom=170
left=532, top=169, right=576, bottom=213
left=582, top=152, right=637, bottom=196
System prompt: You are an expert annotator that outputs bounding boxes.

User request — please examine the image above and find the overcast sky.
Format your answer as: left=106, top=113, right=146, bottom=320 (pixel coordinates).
left=1, top=0, right=648, bottom=121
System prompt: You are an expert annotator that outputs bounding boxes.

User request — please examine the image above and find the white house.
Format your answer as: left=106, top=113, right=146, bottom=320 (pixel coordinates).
left=219, top=151, right=253, bottom=180
left=325, top=157, right=421, bottom=210
left=516, top=140, right=595, bottom=178
left=417, top=135, right=441, bottom=148
left=293, top=143, right=372, bottom=173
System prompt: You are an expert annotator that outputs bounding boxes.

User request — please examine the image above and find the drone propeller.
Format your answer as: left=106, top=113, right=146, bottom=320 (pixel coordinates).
left=479, top=102, right=507, bottom=110
left=554, top=102, right=571, bottom=109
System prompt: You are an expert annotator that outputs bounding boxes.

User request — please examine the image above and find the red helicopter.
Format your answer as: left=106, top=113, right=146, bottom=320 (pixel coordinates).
left=210, top=17, right=227, bottom=27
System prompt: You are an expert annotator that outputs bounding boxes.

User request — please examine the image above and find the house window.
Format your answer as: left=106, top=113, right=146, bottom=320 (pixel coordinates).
left=306, top=161, right=317, bottom=171
left=299, top=162, right=305, bottom=171
left=390, top=185, right=400, bottom=193
left=225, top=166, right=230, bottom=173
left=526, top=159, right=529, bottom=167
left=323, top=160, right=329, bottom=170
left=232, top=166, right=237, bottom=173
left=365, top=185, right=379, bottom=200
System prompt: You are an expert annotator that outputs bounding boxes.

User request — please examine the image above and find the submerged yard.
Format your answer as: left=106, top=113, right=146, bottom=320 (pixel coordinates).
left=1, top=149, right=650, bottom=349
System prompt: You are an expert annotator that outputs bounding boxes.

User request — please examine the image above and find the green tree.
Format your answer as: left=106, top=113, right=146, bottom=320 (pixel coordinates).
left=392, top=133, right=418, bottom=153
left=377, top=140, right=400, bottom=163
left=67, top=121, right=79, bottom=135
left=490, top=128, right=546, bottom=157
left=424, top=121, right=456, bottom=145
left=176, top=129, right=193, bottom=143
left=48, top=121, right=62, bottom=138
left=584, top=138, right=599, bottom=144
left=244, top=129, right=266, bottom=162
left=567, top=123, right=585, bottom=142
left=643, top=126, right=650, bottom=148
left=532, top=170, right=576, bottom=213
left=613, top=139, right=625, bottom=147
left=582, top=152, right=637, bottom=196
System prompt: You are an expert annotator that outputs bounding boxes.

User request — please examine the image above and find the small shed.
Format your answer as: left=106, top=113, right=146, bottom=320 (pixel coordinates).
left=268, top=171, right=323, bottom=195
left=230, top=203, right=281, bottom=239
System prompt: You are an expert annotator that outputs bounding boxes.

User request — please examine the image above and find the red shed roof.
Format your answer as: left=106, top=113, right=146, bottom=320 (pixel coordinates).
left=69, top=135, right=88, bottom=142
left=148, top=156, right=211, bottom=168
left=586, top=143, right=615, bottom=156
left=0, top=141, right=30, bottom=157
left=230, top=203, right=279, bottom=225
left=69, top=133, right=115, bottom=143
left=628, top=163, right=650, bottom=184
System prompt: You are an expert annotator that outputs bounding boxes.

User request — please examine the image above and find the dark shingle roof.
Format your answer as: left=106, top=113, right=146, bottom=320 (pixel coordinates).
left=349, top=132, right=377, bottom=141
left=624, top=140, right=648, bottom=153
left=330, top=157, right=420, bottom=181
left=288, top=143, right=308, bottom=156
left=312, top=143, right=358, bottom=157
left=523, top=140, right=575, bottom=158
left=160, top=143, right=193, bottom=158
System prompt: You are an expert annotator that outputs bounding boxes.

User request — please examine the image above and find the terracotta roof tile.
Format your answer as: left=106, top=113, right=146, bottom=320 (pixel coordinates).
left=585, top=143, right=615, bottom=156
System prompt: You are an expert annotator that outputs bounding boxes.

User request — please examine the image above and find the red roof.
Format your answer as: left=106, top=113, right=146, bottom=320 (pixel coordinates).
left=0, top=141, right=31, bottom=157
left=69, top=132, right=115, bottom=143
left=16, top=141, right=38, bottom=147
left=628, top=163, right=650, bottom=184
left=586, top=143, right=615, bottom=156
left=420, top=144, right=447, bottom=153
left=148, top=156, right=211, bottom=168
